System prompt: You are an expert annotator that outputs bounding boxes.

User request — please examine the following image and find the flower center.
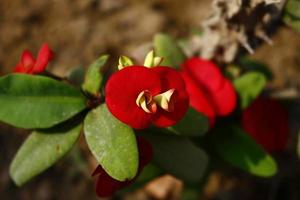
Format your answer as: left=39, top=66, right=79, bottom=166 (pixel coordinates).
left=136, top=90, right=157, bottom=113
left=136, top=89, right=176, bottom=113
left=153, top=89, right=176, bottom=112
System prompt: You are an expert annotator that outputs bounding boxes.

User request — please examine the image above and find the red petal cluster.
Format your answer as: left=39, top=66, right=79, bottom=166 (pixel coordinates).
left=241, top=96, right=289, bottom=152
left=180, top=57, right=237, bottom=125
left=92, top=137, right=153, bottom=197
left=105, top=66, right=189, bottom=129
left=13, top=43, right=54, bottom=74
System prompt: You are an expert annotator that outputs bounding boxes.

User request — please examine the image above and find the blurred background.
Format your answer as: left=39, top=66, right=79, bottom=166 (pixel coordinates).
left=1, top=0, right=300, bottom=199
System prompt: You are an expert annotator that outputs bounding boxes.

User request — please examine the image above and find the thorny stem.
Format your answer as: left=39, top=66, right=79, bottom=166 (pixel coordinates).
left=42, top=70, right=70, bottom=82
left=85, top=91, right=105, bottom=109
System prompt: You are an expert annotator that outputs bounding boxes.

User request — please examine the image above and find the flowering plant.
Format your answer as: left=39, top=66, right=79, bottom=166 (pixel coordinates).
left=0, top=34, right=290, bottom=198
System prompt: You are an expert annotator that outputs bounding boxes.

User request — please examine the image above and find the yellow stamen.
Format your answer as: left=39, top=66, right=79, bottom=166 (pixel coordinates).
left=153, top=57, right=164, bottom=66
left=154, top=89, right=176, bottom=112
left=136, top=90, right=157, bottom=113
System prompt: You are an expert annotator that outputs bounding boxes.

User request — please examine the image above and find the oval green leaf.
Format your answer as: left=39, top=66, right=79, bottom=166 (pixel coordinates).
left=239, top=57, right=273, bottom=80
left=0, top=74, right=86, bottom=129
left=233, top=72, right=267, bottom=109
left=84, top=104, right=138, bottom=181
left=211, top=125, right=277, bottom=177
left=82, top=55, right=109, bottom=96
left=140, top=129, right=208, bottom=183
left=169, top=107, right=209, bottom=137
left=10, top=124, right=82, bottom=186
left=154, top=33, right=186, bottom=69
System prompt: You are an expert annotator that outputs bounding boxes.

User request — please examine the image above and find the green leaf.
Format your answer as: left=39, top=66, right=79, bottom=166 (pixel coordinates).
left=0, top=74, right=86, bottom=129
left=169, top=107, right=209, bottom=137
left=10, top=123, right=82, bottom=186
left=140, top=129, right=208, bottom=183
left=211, top=125, right=277, bottom=177
left=154, top=33, right=186, bottom=69
left=285, top=0, right=300, bottom=18
left=234, top=72, right=267, bottom=109
left=283, top=0, right=300, bottom=32
left=283, top=13, right=300, bottom=33
left=84, top=104, right=138, bottom=181
left=239, top=57, right=273, bottom=80
left=82, top=55, right=109, bottom=96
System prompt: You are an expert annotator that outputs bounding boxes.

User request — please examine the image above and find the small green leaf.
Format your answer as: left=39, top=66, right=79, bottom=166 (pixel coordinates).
left=10, top=124, right=82, bottom=186
left=211, top=125, right=277, bottom=177
left=239, top=57, right=273, bottom=80
left=0, top=74, right=86, bottom=129
left=82, top=55, right=109, bottom=96
left=84, top=104, right=138, bottom=181
left=283, top=13, right=300, bottom=33
left=283, top=0, right=300, bottom=32
left=169, top=107, right=209, bottom=137
left=285, top=0, right=300, bottom=18
left=140, top=129, right=208, bottom=183
left=154, top=33, right=186, bottom=69
left=234, top=72, right=267, bottom=109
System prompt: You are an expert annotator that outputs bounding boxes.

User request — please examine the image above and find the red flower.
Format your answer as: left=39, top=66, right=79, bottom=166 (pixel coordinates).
left=105, top=66, right=189, bottom=129
left=92, top=137, right=153, bottom=197
left=13, top=43, right=54, bottom=74
left=241, top=96, right=289, bottom=152
left=180, top=57, right=236, bottom=125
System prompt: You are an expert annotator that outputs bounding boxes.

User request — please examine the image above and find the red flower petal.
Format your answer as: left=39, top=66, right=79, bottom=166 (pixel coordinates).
left=95, top=170, right=123, bottom=197
left=21, top=50, right=35, bottom=71
left=32, top=43, right=54, bottom=73
left=13, top=50, right=35, bottom=74
left=180, top=71, right=216, bottom=124
left=151, top=67, right=189, bottom=127
left=182, top=57, right=224, bottom=92
left=241, top=96, right=289, bottom=152
left=13, top=63, right=30, bottom=74
left=180, top=58, right=237, bottom=124
left=92, top=165, right=103, bottom=177
left=210, top=79, right=237, bottom=116
left=91, top=165, right=121, bottom=197
left=105, top=66, right=162, bottom=129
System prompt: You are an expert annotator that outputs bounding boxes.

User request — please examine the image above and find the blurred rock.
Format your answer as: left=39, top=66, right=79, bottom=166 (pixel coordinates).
left=144, top=175, right=182, bottom=200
